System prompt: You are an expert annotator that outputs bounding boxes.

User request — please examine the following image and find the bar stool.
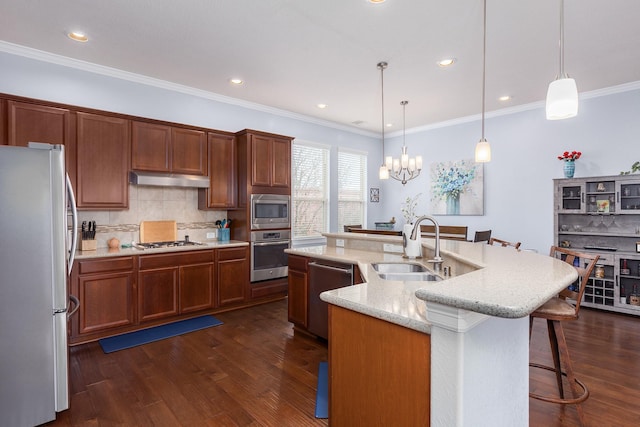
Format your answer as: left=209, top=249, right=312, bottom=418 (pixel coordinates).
left=488, top=237, right=521, bottom=250
left=473, top=229, right=492, bottom=243
left=529, top=246, right=599, bottom=426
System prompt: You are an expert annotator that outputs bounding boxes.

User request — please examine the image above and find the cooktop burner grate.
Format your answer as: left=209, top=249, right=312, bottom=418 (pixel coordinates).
left=135, top=240, right=202, bottom=249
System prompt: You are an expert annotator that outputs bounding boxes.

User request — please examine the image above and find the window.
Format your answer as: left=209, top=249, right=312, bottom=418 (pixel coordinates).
left=292, top=141, right=329, bottom=238
left=338, top=148, right=367, bottom=232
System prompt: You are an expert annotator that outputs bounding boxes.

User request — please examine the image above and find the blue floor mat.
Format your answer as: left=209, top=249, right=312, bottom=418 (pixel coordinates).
left=315, top=361, right=328, bottom=418
left=99, top=315, right=223, bottom=353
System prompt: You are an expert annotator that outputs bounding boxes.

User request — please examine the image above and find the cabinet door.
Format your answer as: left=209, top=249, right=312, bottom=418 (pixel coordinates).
left=138, top=267, right=179, bottom=322
left=617, top=180, right=640, bottom=214
left=171, top=128, right=207, bottom=175
left=131, top=121, right=171, bottom=172
left=179, top=263, right=214, bottom=313
left=556, top=181, right=585, bottom=213
left=7, top=101, right=71, bottom=147
left=287, top=255, right=308, bottom=327
left=217, top=247, right=249, bottom=306
left=251, top=134, right=272, bottom=187
left=78, top=272, right=135, bottom=334
left=76, top=112, right=130, bottom=209
left=271, top=137, right=291, bottom=188
left=198, top=133, right=236, bottom=209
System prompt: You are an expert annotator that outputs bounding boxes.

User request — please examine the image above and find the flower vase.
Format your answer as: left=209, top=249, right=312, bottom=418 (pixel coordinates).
left=563, top=161, right=575, bottom=178
left=446, top=194, right=460, bottom=215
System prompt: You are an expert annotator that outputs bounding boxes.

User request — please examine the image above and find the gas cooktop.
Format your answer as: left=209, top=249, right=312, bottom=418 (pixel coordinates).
left=134, top=240, right=203, bottom=250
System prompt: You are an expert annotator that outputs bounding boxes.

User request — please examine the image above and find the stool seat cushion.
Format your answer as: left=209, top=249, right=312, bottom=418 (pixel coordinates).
left=532, top=297, right=578, bottom=320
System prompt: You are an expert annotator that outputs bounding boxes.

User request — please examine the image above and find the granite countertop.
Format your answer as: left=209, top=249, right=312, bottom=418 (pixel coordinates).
left=75, top=240, right=249, bottom=259
left=286, top=233, right=578, bottom=334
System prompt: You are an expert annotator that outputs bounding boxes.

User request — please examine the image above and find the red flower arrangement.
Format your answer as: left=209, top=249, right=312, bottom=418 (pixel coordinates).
left=558, top=150, right=581, bottom=161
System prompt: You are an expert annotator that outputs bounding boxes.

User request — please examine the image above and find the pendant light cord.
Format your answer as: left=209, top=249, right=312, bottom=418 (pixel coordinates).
left=378, top=62, right=387, bottom=165
left=481, top=0, right=486, bottom=140
left=559, top=0, right=565, bottom=77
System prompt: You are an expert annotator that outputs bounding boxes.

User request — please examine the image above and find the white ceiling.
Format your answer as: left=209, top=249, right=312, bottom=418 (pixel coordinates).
left=1, top=0, right=639, bottom=133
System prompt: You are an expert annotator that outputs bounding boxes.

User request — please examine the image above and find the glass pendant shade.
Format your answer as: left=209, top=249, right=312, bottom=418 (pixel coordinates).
left=379, top=165, right=389, bottom=180
left=546, top=76, right=578, bottom=120
left=475, top=138, right=491, bottom=163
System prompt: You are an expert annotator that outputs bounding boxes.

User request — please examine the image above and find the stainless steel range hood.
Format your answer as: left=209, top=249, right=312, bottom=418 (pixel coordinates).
left=129, top=171, right=209, bottom=188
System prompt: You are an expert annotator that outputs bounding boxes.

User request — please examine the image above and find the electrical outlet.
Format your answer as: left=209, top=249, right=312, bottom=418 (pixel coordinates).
left=206, top=232, right=216, bottom=239
left=336, top=239, right=345, bottom=247
left=383, top=244, right=403, bottom=253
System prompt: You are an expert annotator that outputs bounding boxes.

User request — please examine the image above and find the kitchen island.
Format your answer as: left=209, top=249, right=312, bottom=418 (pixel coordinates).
left=286, top=232, right=577, bottom=426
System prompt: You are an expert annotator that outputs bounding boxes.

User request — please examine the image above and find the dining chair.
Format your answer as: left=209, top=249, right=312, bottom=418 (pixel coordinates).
left=473, top=230, right=492, bottom=243
left=420, top=225, right=468, bottom=241
left=489, top=237, right=521, bottom=250
left=529, top=246, right=599, bottom=426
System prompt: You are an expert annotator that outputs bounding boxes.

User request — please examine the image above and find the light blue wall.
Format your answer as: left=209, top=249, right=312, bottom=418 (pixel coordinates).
left=2, top=50, right=639, bottom=252
left=382, top=86, right=640, bottom=252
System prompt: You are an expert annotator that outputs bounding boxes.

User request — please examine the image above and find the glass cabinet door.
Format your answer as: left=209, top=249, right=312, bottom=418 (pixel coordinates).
left=585, top=180, right=616, bottom=214
left=617, top=255, right=640, bottom=310
left=557, top=181, right=585, bottom=213
left=617, top=180, right=640, bottom=214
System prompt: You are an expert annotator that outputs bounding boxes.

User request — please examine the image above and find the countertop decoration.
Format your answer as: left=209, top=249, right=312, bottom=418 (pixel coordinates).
left=430, top=159, right=483, bottom=215
left=558, top=150, right=581, bottom=178
left=400, top=193, right=422, bottom=224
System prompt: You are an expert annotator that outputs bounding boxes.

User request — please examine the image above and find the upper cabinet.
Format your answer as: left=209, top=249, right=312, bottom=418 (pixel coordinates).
left=131, top=121, right=207, bottom=176
left=198, top=132, right=237, bottom=209
left=76, top=112, right=130, bottom=209
left=236, top=129, right=292, bottom=200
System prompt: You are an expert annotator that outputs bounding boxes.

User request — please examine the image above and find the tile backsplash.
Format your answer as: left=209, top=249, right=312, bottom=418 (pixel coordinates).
left=76, top=185, right=227, bottom=248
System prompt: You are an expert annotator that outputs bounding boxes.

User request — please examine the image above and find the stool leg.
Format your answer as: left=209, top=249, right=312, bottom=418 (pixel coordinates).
left=547, top=320, right=564, bottom=398
left=551, top=320, right=586, bottom=426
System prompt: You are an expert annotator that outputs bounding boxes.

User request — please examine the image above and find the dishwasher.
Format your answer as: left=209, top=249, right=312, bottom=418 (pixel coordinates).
left=308, top=259, right=354, bottom=340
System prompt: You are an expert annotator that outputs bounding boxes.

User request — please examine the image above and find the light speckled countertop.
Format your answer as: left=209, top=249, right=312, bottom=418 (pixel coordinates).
left=75, top=240, right=248, bottom=259
left=286, top=233, right=578, bottom=333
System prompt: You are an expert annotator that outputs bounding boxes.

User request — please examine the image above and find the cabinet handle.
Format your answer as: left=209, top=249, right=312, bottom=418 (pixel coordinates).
left=617, top=191, right=620, bottom=203
left=581, top=192, right=584, bottom=203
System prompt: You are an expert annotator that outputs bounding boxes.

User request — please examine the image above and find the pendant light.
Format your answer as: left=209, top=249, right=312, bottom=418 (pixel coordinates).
left=387, top=101, right=423, bottom=185
left=475, top=0, right=491, bottom=163
left=546, top=0, right=578, bottom=120
left=378, top=61, right=390, bottom=180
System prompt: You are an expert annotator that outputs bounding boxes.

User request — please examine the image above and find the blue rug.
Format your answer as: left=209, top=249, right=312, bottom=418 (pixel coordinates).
left=315, top=361, right=328, bottom=418
left=99, top=315, right=223, bottom=353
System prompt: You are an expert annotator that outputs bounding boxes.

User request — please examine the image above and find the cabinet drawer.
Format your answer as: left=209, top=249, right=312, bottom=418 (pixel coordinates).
left=78, top=257, right=134, bottom=274
left=595, top=253, right=615, bottom=265
left=218, top=246, right=247, bottom=261
left=139, top=250, right=214, bottom=270
left=288, top=254, right=309, bottom=272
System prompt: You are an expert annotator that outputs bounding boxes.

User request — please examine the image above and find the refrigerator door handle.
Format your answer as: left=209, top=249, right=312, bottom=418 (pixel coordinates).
left=67, top=294, right=80, bottom=319
left=66, top=174, right=78, bottom=272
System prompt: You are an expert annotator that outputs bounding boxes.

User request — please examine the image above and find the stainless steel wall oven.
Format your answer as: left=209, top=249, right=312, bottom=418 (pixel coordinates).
left=250, top=229, right=291, bottom=282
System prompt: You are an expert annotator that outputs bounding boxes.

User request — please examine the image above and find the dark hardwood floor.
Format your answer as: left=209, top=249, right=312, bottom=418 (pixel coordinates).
left=47, top=300, right=639, bottom=426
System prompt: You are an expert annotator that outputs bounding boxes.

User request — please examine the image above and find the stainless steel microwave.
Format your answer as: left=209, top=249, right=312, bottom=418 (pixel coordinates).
left=250, top=194, right=290, bottom=230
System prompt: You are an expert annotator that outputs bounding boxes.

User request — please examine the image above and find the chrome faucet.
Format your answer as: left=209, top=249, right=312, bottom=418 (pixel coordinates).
left=409, top=215, right=443, bottom=270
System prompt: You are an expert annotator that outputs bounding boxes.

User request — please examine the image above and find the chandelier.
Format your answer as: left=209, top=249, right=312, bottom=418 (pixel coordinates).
left=385, top=100, right=422, bottom=185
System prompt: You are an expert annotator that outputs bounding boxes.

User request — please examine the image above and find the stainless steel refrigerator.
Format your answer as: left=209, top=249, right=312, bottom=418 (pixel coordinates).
left=0, top=143, right=78, bottom=426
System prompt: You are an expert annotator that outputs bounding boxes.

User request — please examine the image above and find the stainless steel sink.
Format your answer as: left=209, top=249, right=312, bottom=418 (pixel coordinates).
left=377, top=272, right=442, bottom=282
left=371, top=262, right=427, bottom=273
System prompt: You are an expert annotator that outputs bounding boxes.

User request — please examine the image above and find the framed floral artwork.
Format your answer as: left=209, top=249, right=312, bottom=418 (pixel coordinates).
left=430, top=159, right=484, bottom=215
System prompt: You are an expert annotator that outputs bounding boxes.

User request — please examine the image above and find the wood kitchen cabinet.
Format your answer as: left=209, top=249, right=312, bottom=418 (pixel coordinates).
left=131, top=121, right=207, bottom=175
left=138, top=250, right=214, bottom=322
left=198, top=131, right=237, bottom=209
left=328, top=304, right=431, bottom=426
left=287, top=254, right=309, bottom=327
left=5, top=100, right=77, bottom=187
left=70, top=256, right=136, bottom=344
left=216, top=246, right=249, bottom=306
left=76, top=112, right=130, bottom=209
left=235, top=129, right=293, bottom=201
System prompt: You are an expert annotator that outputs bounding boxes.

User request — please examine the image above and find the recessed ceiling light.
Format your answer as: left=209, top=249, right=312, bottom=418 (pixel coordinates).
left=437, top=58, right=456, bottom=67
left=67, top=31, right=88, bottom=42
left=229, top=78, right=243, bottom=85
left=498, top=95, right=511, bottom=101
left=317, top=103, right=328, bottom=109
left=386, top=123, right=393, bottom=127
left=369, top=0, right=386, bottom=4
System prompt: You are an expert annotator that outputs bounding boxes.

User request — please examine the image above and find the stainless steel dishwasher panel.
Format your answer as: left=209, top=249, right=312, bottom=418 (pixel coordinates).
left=307, top=260, right=354, bottom=340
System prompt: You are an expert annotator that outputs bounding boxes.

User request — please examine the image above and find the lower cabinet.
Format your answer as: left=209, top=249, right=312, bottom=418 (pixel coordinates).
left=217, top=246, right=249, bottom=307
left=138, top=250, right=214, bottom=322
left=287, top=255, right=309, bottom=328
left=69, top=247, right=252, bottom=345
left=71, top=256, right=136, bottom=342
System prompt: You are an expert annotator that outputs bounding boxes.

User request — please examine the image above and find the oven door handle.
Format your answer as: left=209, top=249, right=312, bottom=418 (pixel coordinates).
left=252, top=241, right=290, bottom=247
